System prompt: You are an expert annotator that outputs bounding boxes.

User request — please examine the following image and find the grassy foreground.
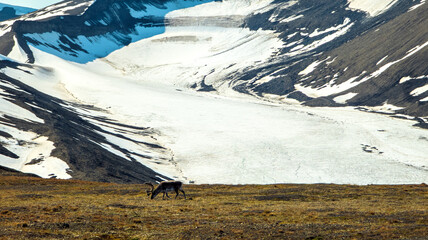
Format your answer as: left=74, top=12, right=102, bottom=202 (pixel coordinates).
left=0, top=176, right=426, bottom=239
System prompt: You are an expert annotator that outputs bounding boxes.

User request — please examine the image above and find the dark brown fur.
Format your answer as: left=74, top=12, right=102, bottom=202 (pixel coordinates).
left=146, top=181, right=186, bottom=200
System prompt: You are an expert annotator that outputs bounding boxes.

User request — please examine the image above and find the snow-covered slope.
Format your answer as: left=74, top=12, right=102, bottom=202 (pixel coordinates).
left=0, top=0, right=427, bottom=184
left=6, top=47, right=427, bottom=184
left=0, top=57, right=171, bottom=182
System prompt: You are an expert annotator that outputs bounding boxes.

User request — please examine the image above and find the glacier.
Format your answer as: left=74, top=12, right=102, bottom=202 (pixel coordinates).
left=8, top=41, right=428, bottom=185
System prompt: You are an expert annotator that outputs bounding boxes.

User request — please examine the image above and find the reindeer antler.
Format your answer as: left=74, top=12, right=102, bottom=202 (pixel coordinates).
left=144, top=182, right=154, bottom=196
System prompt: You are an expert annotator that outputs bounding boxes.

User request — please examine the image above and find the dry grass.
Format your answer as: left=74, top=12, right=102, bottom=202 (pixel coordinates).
left=0, top=176, right=426, bottom=239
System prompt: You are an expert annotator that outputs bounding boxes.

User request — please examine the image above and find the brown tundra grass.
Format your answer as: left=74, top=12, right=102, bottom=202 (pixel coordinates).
left=0, top=175, right=426, bottom=239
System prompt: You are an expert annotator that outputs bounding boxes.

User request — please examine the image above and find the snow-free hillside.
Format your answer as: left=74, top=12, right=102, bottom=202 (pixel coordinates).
left=0, top=0, right=427, bottom=184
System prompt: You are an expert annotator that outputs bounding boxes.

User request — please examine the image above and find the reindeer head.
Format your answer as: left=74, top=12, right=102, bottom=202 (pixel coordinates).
left=145, top=182, right=154, bottom=197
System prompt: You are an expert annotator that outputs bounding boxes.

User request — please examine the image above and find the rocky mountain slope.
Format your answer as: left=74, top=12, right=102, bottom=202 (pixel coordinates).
left=0, top=58, right=170, bottom=183
left=0, top=3, right=35, bottom=21
left=0, top=0, right=427, bottom=183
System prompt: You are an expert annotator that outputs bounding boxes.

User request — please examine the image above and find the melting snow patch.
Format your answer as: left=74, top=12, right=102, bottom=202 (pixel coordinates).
left=347, top=0, right=399, bottom=17
left=0, top=80, right=24, bottom=93
left=20, top=137, right=72, bottom=179
left=299, top=59, right=324, bottom=76
left=295, top=71, right=365, bottom=98
left=98, top=142, right=129, bottom=160
left=25, top=102, right=53, bottom=114
left=341, top=41, right=428, bottom=90
left=326, top=57, right=337, bottom=65
left=309, top=18, right=352, bottom=38
left=0, top=96, right=44, bottom=123
left=287, top=21, right=354, bottom=57
left=406, top=42, right=428, bottom=56
left=255, top=75, right=274, bottom=85
left=376, top=55, right=388, bottom=65
left=0, top=125, right=71, bottom=179
left=287, top=32, right=298, bottom=39
left=408, top=0, right=426, bottom=11
left=364, top=102, right=403, bottom=113
left=399, top=76, right=413, bottom=84
left=411, top=84, right=428, bottom=97
left=278, top=14, right=304, bottom=23
left=399, top=75, right=428, bottom=84
left=333, top=92, right=358, bottom=104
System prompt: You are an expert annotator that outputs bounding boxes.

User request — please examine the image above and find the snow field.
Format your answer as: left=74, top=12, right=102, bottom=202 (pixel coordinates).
left=105, top=26, right=283, bottom=88
left=19, top=136, right=72, bottom=179
left=0, top=62, right=74, bottom=178
left=19, top=47, right=428, bottom=184
left=83, top=115, right=178, bottom=179
left=165, top=0, right=275, bottom=18
left=0, top=124, right=72, bottom=179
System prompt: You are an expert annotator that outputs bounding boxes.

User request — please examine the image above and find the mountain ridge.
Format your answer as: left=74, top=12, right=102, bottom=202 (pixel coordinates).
left=0, top=3, right=35, bottom=21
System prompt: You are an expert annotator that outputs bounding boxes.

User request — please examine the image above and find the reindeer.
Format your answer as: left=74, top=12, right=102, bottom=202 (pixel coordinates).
left=145, top=181, right=186, bottom=200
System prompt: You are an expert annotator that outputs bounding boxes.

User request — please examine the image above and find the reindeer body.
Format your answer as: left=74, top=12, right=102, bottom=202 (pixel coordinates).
left=146, top=181, right=186, bottom=200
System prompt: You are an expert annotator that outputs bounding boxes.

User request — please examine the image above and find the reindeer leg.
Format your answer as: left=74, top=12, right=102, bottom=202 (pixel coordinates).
left=165, top=192, right=171, bottom=199
left=174, top=189, right=179, bottom=199
left=180, top=190, right=186, bottom=199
